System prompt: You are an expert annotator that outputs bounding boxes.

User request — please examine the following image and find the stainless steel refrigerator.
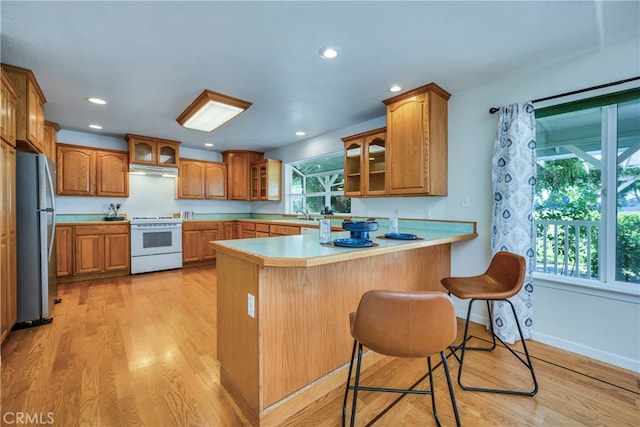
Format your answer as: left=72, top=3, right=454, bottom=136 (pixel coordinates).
left=15, top=152, right=58, bottom=328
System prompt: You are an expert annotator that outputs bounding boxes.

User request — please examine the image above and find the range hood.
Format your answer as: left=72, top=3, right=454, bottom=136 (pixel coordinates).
left=129, top=163, right=178, bottom=177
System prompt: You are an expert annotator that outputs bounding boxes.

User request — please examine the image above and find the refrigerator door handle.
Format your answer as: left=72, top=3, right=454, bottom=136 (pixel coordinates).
left=49, top=211, right=57, bottom=263
left=43, top=157, right=57, bottom=261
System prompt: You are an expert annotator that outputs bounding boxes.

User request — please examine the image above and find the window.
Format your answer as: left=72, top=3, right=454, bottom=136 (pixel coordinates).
left=534, top=89, right=640, bottom=287
left=287, top=153, right=351, bottom=214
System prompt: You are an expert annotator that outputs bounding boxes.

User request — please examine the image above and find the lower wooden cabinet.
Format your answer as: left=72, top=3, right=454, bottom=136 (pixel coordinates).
left=223, top=221, right=236, bottom=240
left=269, top=224, right=300, bottom=236
left=75, top=224, right=129, bottom=275
left=56, top=225, right=73, bottom=277
left=182, top=221, right=223, bottom=265
left=238, top=222, right=256, bottom=239
left=57, top=223, right=130, bottom=281
left=236, top=221, right=303, bottom=239
left=255, top=223, right=270, bottom=238
left=0, top=139, right=17, bottom=343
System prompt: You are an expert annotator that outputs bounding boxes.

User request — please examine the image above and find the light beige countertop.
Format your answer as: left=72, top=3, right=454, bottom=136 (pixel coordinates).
left=211, top=222, right=477, bottom=268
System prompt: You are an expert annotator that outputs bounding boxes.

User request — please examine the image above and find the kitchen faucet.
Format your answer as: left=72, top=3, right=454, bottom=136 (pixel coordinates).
left=296, top=208, right=310, bottom=220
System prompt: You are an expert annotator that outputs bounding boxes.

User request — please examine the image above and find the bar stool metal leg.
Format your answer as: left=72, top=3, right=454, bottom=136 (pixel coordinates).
left=343, top=346, right=461, bottom=426
left=452, top=298, right=538, bottom=396
left=342, top=340, right=358, bottom=426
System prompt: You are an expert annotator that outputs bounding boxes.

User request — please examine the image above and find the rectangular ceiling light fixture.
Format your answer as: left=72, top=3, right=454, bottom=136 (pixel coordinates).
left=176, top=89, right=252, bottom=132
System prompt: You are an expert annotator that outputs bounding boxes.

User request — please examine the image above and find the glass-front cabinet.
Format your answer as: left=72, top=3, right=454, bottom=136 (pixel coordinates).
left=344, top=142, right=362, bottom=196
left=249, top=158, right=282, bottom=201
left=366, top=132, right=386, bottom=195
left=126, top=134, right=180, bottom=167
left=342, top=127, right=386, bottom=197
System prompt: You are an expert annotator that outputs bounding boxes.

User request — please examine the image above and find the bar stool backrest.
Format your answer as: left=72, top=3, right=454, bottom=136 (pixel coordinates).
left=485, top=251, right=526, bottom=297
left=350, top=291, right=456, bottom=358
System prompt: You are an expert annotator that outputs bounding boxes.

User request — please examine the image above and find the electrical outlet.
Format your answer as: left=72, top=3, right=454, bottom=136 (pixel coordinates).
left=247, top=293, right=255, bottom=318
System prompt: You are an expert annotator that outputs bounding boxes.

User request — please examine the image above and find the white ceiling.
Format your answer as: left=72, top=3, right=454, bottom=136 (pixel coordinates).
left=1, top=1, right=639, bottom=152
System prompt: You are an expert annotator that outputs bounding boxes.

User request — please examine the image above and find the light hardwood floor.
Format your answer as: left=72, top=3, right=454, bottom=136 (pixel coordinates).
left=1, top=265, right=638, bottom=426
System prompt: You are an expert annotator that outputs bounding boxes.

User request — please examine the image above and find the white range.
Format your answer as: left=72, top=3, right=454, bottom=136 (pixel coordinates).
left=129, top=216, right=183, bottom=274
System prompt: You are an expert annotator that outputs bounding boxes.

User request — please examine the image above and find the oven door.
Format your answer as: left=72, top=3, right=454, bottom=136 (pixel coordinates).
left=131, top=224, right=182, bottom=257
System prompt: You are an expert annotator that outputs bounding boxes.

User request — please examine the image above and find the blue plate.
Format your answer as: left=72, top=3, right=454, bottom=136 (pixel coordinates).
left=333, top=238, right=373, bottom=248
left=384, top=233, right=417, bottom=240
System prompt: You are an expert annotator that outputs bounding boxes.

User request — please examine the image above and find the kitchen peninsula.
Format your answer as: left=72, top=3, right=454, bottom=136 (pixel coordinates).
left=211, top=220, right=476, bottom=425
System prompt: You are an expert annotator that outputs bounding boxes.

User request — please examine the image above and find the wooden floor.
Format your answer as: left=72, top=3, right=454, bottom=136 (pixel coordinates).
left=1, top=265, right=638, bottom=426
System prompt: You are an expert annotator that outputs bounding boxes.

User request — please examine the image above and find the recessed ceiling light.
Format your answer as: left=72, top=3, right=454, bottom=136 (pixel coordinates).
left=296, top=131, right=306, bottom=136
left=88, top=97, right=107, bottom=105
left=89, top=124, right=103, bottom=130
left=389, top=85, right=403, bottom=93
left=204, top=143, right=214, bottom=147
left=319, top=47, right=338, bottom=59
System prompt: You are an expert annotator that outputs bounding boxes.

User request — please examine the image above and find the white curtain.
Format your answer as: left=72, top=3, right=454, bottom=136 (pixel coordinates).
left=491, top=102, right=536, bottom=343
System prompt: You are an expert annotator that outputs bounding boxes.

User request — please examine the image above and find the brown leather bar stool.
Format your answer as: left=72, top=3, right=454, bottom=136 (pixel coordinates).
left=342, top=290, right=461, bottom=427
left=440, top=251, right=538, bottom=396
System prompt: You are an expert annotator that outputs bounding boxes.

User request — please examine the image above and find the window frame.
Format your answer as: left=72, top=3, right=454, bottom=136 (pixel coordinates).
left=533, top=88, right=640, bottom=302
left=285, top=153, right=351, bottom=215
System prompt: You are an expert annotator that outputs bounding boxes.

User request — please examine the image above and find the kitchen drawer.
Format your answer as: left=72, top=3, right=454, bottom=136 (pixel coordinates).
left=269, top=224, right=299, bottom=236
left=183, top=221, right=221, bottom=231
left=74, top=224, right=129, bottom=235
left=255, top=223, right=270, bottom=233
left=241, top=222, right=256, bottom=231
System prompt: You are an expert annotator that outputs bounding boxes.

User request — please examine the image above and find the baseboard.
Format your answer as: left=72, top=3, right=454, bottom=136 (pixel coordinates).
left=455, top=309, right=640, bottom=373
left=532, top=331, right=640, bottom=373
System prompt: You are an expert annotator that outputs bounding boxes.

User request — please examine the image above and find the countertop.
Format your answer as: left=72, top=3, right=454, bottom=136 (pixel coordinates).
left=211, top=222, right=477, bottom=268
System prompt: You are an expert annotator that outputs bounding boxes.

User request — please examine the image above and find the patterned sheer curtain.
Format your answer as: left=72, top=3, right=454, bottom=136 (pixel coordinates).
left=491, top=102, right=536, bottom=343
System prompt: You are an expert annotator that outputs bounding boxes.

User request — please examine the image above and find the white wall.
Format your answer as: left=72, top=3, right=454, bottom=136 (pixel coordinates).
left=267, top=38, right=640, bottom=371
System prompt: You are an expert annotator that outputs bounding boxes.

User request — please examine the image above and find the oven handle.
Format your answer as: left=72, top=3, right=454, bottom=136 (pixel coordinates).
left=130, top=225, right=183, bottom=231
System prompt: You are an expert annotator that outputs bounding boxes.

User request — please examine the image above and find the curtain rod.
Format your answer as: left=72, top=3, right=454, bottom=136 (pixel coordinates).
left=488, top=76, right=640, bottom=114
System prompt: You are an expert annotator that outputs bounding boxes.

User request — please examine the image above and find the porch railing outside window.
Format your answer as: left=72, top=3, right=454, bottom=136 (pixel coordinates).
left=535, top=219, right=601, bottom=280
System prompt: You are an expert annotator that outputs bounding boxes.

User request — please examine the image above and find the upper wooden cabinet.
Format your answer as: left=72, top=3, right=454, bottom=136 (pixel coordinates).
left=96, top=150, right=129, bottom=196
left=126, top=134, right=180, bottom=167
left=250, top=159, right=282, bottom=201
left=43, top=120, right=59, bottom=161
left=222, top=150, right=263, bottom=200
left=178, top=159, right=205, bottom=199
left=1, top=64, right=46, bottom=154
left=177, top=158, right=227, bottom=200
left=1, top=69, right=18, bottom=147
left=205, top=161, right=227, bottom=199
left=57, top=144, right=96, bottom=195
left=342, top=128, right=386, bottom=197
left=57, top=143, right=129, bottom=197
left=383, top=83, right=450, bottom=196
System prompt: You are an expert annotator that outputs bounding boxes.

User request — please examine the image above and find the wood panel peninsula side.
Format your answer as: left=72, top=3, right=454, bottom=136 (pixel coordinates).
left=211, top=220, right=477, bottom=425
